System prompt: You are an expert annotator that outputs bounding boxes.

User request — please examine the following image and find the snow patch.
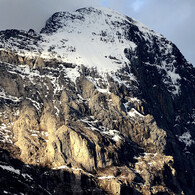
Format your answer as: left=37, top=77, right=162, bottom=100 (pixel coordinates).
left=127, top=108, right=144, bottom=118
left=0, top=123, right=13, bottom=144
left=0, top=86, right=22, bottom=103
left=102, top=129, right=122, bottom=142
left=80, top=117, right=122, bottom=142
left=98, top=175, right=115, bottom=180
left=65, top=66, right=80, bottom=83
left=86, top=75, right=111, bottom=94
left=26, top=97, right=41, bottom=110
left=178, top=132, right=195, bottom=147
left=0, top=165, right=20, bottom=175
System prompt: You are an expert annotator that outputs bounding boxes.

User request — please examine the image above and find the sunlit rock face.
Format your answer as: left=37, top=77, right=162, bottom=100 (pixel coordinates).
left=0, top=7, right=195, bottom=195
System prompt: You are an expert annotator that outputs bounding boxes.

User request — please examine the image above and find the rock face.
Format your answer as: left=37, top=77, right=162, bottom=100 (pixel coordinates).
left=0, top=7, right=195, bottom=195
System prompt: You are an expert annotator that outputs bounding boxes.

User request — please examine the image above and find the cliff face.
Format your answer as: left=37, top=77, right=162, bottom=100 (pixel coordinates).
left=0, top=7, right=194, bottom=195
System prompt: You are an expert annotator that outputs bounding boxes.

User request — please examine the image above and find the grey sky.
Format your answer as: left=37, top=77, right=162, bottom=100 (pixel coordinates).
left=0, top=0, right=100, bottom=31
left=0, top=0, right=194, bottom=65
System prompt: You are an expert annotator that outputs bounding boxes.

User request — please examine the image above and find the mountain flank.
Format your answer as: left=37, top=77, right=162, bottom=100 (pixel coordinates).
left=0, top=7, right=194, bottom=195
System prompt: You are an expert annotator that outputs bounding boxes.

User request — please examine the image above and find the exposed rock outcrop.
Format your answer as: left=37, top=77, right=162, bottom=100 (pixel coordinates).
left=0, top=7, right=194, bottom=195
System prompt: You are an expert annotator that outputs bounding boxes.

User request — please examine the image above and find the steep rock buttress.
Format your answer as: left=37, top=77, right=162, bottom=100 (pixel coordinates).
left=0, top=7, right=194, bottom=195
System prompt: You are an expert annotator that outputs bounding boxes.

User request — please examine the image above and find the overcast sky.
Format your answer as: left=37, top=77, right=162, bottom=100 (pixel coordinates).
left=0, top=0, right=194, bottom=65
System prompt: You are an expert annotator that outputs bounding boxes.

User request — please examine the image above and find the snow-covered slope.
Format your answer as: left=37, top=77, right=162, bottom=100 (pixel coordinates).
left=0, top=7, right=181, bottom=95
left=40, top=7, right=136, bottom=73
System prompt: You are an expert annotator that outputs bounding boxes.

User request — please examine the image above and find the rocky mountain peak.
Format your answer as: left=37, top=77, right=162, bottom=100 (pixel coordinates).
left=0, top=7, right=194, bottom=195
left=0, top=7, right=187, bottom=96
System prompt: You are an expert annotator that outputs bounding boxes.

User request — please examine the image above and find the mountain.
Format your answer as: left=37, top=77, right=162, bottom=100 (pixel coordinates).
left=0, top=7, right=195, bottom=194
